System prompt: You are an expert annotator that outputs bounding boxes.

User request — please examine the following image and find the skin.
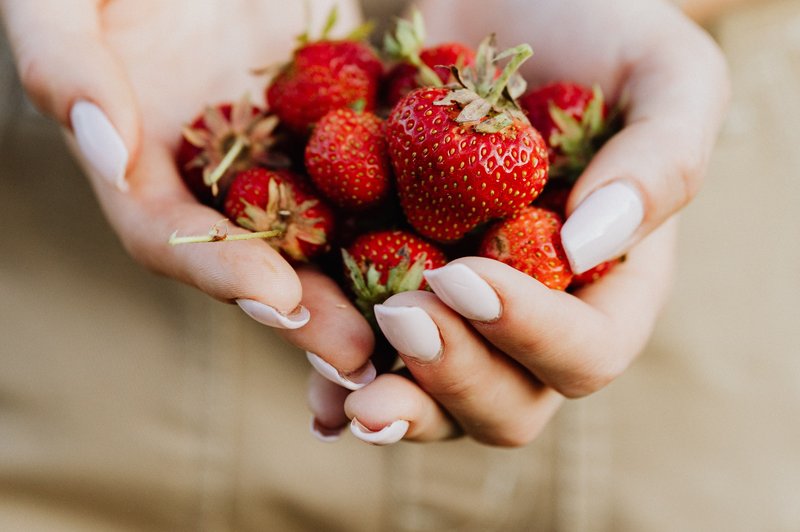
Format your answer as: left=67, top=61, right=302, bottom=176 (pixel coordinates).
left=1, top=0, right=729, bottom=446
left=303, top=0, right=730, bottom=445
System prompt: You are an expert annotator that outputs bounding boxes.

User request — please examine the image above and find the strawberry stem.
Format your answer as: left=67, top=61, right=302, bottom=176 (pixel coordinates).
left=169, top=229, right=282, bottom=245
left=485, top=44, right=533, bottom=107
left=206, top=135, right=246, bottom=195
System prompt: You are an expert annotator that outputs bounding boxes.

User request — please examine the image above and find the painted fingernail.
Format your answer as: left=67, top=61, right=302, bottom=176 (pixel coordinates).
left=350, top=418, right=409, bottom=445
left=374, top=305, right=442, bottom=362
left=561, top=181, right=644, bottom=274
left=236, top=299, right=310, bottom=329
left=424, top=263, right=502, bottom=322
left=310, top=417, right=344, bottom=443
left=70, top=100, right=129, bottom=191
left=306, top=352, right=376, bottom=391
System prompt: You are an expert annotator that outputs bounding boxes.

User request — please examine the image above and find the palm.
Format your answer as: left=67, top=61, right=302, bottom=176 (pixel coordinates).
left=99, top=0, right=358, bottom=148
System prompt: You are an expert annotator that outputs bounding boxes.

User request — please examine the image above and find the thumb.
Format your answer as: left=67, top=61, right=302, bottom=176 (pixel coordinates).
left=560, top=17, right=728, bottom=274
left=1, top=0, right=139, bottom=190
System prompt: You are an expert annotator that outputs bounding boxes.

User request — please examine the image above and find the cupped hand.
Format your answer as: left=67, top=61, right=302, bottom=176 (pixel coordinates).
left=308, top=219, right=677, bottom=445
left=301, top=0, right=728, bottom=445
left=0, top=0, right=361, bottom=324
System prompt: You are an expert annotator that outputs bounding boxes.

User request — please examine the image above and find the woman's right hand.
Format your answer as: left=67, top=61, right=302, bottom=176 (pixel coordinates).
left=0, top=0, right=371, bottom=331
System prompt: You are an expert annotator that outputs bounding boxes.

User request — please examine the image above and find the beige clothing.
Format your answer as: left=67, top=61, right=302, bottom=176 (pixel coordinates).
left=1, top=0, right=799, bottom=530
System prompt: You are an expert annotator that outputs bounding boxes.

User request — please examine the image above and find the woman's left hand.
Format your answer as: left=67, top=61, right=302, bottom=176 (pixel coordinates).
left=304, top=217, right=677, bottom=445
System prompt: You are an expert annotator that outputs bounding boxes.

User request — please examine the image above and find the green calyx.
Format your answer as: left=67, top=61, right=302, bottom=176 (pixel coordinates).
left=343, top=246, right=428, bottom=324
left=237, top=179, right=326, bottom=262
left=433, top=35, right=532, bottom=134
left=297, top=3, right=374, bottom=46
left=384, top=9, right=443, bottom=88
left=549, top=85, right=623, bottom=182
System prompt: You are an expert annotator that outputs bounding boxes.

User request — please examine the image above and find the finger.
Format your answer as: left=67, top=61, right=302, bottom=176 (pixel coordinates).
left=307, top=371, right=351, bottom=442
left=94, top=144, right=306, bottom=326
left=280, top=267, right=378, bottom=390
left=1, top=0, right=140, bottom=190
left=561, top=11, right=729, bottom=273
left=374, top=291, right=564, bottom=447
left=344, top=373, right=458, bottom=445
left=423, top=219, right=678, bottom=398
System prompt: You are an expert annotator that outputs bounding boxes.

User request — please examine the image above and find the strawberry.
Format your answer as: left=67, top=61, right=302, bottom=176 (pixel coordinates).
left=519, top=82, right=614, bottom=182
left=383, top=11, right=475, bottom=107
left=343, top=230, right=447, bottom=320
left=570, top=257, right=622, bottom=289
left=385, top=37, right=549, bottom=243
left=176, top=96, right=281, bottom=205
left=384, top=43, right=476, bottom=108
left=223, top=168, right=334, bottom=262
left=479, top=206, right=573, bottom=291
left=265, top=9, right=382, bottom=134
left=304, top=107, right=391, bottom=210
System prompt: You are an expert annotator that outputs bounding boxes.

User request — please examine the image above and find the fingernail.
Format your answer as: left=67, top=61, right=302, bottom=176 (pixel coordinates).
left=561, top=181, right=644, bottom=274
left=350, top=418, right=409, bottom=445
left=424, top=263, right=502, bottom=322
left=236, top=299, right=310, bottom=329
left=374, top=305, right=442, bottom=362
left=70, top=100, right=129, bottom=191
left=306, top=352, right=376, bottom=391
left=310, top=417, right=344, bottom=443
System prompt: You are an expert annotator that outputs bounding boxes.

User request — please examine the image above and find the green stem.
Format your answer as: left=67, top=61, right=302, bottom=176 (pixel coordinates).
left=169, top=229, right=282, bottom=246
left=206, top=135, right=246, bottom=193
left=414, top=59, right=444, bottom=88
left=485, top=44, right=533, bottom=106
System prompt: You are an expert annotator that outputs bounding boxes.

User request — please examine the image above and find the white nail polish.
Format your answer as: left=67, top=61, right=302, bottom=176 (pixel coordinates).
left=236, top=299, right=310, bottom=329
left=424, top=264, right=501, bottom=322
left=561, top=182, right=644, bottom=274
left=306, top=352, right=376, bottom=391
left=70, top=100, right=129, bottom=191
left=350, top=418, right=409, bottom=445
left=310, top=418, right=344, bottom=443
left=374, top=305, right=442, bottom=362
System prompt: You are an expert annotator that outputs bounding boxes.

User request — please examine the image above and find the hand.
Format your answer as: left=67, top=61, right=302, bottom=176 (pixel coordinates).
left=0, top=0, right=361, bottom=325
left=301, top=0, right=728, bottom=445
left=308, top=219, right=677, bottom=445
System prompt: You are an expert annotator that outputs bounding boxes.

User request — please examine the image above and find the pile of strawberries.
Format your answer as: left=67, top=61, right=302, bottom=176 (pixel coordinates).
left=173, top=10, right=621, bottom=322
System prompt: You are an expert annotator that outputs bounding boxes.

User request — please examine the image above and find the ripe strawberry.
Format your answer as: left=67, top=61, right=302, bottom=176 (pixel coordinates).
left=384, top=43, right=476, bottom=107
left=519, top=82, right=613, bottom=182
left=223, top=168, right=334, bottom=262
left=343, top=230, right=447, bottom=320
left=265, top=9, right=382, bottom=134
left=304, top=107, right=391, bottom=210
left=383, top=12, right=475, bottom=107
left=570, top=257, right=622, bottom=289
left=386, top=37, right=549, bottom=243
left=177, top=96, right=281, bottom=205
left=479, top=206, right=573, bottom=291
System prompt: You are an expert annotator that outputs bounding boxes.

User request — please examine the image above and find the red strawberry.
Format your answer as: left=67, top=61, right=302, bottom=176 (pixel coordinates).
left=570, top=257, right=622, bottom=289
left=386, top=38, right=548, bottom=243
left=223, top=168, right=334, bottom=261
left=177, top=96, right=281, bottom=205
left=383, top=12, right=475, bottom=107
left=519, top=82, right=613, bottom=182
left=343, top=230, right=447, bottom=320
left=479, top=206, right=573, bottom=291
left=533, top=181, right=572, bottom=216
left=266, top=9, right=382, bottom=134
left=304, top=107, right=391, bottom=210
left=384, top=43, right=476, bottom=107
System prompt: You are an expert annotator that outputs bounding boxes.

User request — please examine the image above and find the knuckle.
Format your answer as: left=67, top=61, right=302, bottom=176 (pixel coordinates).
left=479, top=418, right=546, bottom=448
left=18, top=57, right=48, bottom=107
left=556, top=360, right=626, bottom=399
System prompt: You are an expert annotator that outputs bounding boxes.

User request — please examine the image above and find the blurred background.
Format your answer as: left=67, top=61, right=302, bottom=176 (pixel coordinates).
left=1, top=0, right=798, bottom=530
